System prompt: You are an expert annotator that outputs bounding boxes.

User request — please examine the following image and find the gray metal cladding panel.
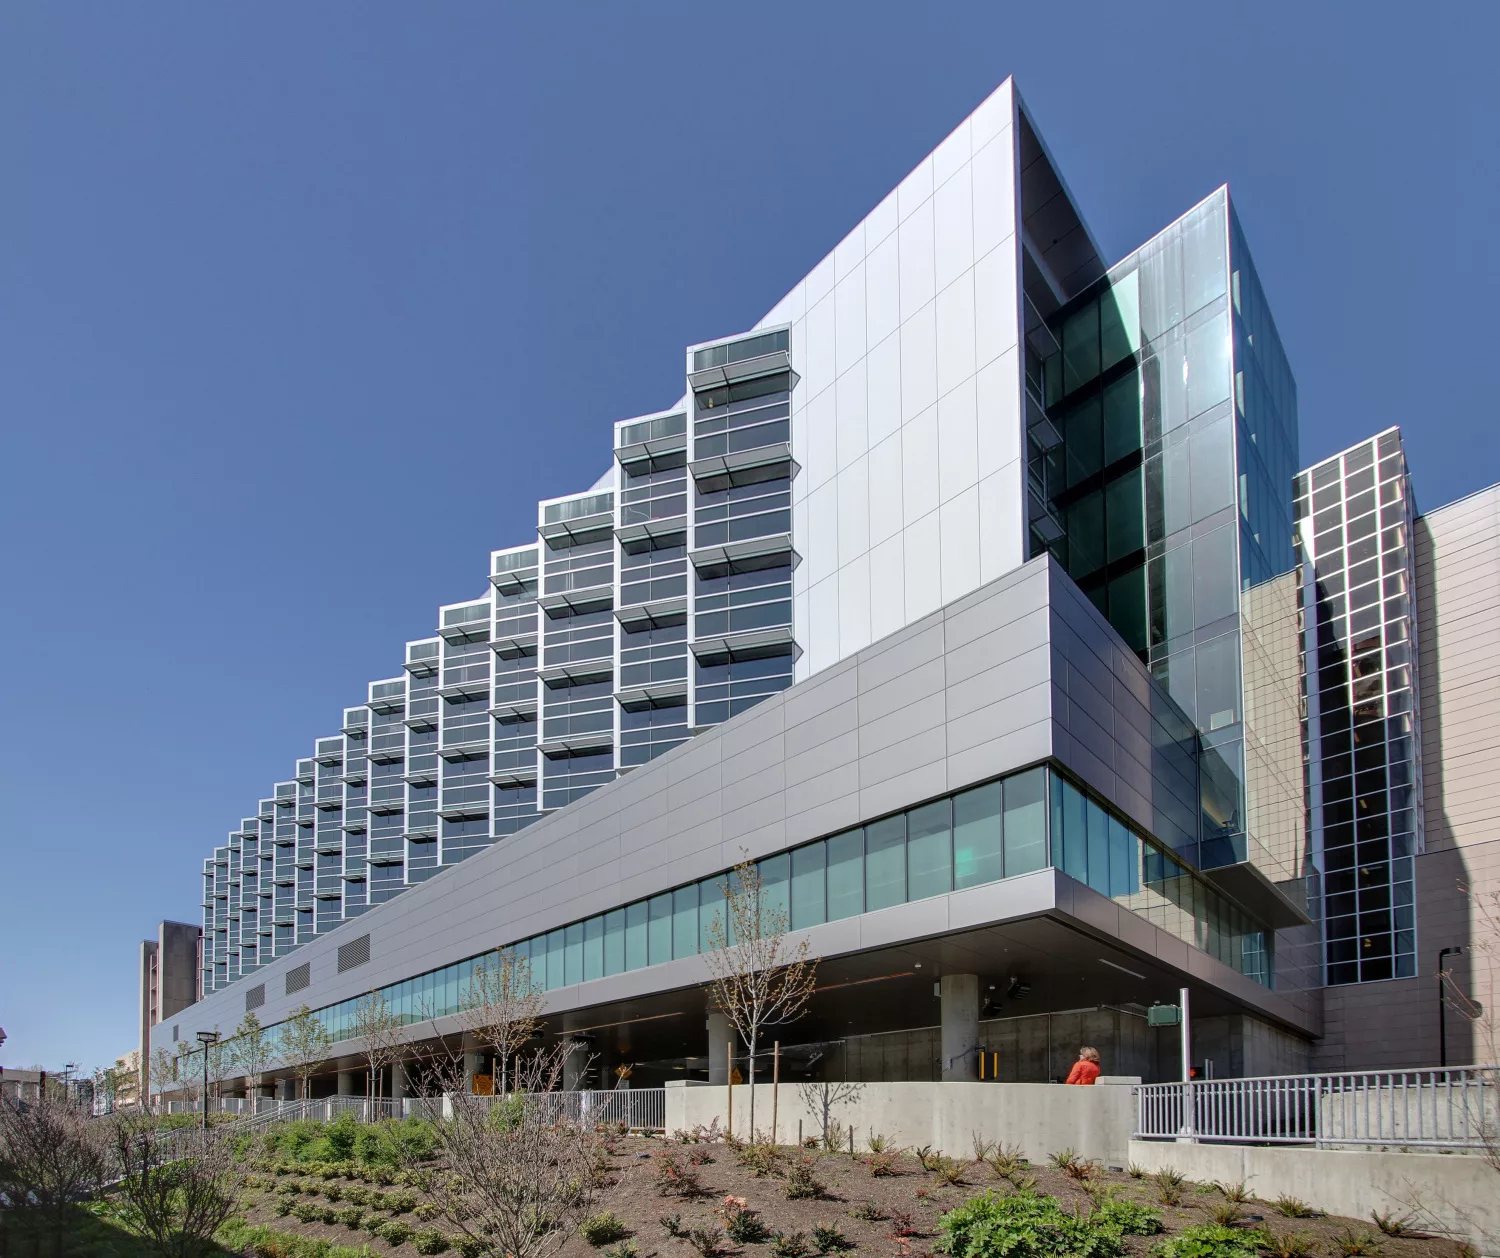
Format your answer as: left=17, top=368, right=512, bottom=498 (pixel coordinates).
left=167, top=555, right=1205, bottom=1036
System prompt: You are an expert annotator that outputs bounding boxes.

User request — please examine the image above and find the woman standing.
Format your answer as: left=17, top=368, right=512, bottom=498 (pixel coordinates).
left=1064, top=1046, right=1101, bottom=1085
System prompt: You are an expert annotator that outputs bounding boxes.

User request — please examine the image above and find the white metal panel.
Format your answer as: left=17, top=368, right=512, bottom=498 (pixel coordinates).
left=898, top=199, right=936, bottom=320
left=901, top=406, right=941, bottom=525
left=899, top=305, right=938, bottom=424
left=936, top=272, right=978, bottom=398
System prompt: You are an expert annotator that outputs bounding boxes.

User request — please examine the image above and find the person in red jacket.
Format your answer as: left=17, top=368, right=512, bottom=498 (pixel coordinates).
left=1065, top=1046, right=1101, bottom=1085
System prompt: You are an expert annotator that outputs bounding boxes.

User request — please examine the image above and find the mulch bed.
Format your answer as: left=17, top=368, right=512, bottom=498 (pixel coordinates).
left=233, top=1135, right=1472, bottom=1258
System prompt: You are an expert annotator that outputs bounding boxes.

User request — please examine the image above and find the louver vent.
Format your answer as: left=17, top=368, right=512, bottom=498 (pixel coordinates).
left=245, top=984, right=266, bottom=1012
left=337, top=934, right=371, bottom=973
left=285, top=963, right=311, bottom=995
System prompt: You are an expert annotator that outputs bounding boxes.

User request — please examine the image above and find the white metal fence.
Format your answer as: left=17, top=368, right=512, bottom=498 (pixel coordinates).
left=458, top=1087, right=666, bottom=1132
left=1136, top=1065, right=1498, bottom=1150
left=196, top=1086, right=665, bottom=1137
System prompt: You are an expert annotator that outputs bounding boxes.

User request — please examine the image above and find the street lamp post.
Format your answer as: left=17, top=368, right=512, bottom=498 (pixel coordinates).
left=196, top=1032, right=219, bottom=1134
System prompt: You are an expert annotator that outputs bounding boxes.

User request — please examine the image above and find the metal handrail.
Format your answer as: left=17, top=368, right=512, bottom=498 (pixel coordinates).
left=1135, top=1065, right=1498, bottom=1150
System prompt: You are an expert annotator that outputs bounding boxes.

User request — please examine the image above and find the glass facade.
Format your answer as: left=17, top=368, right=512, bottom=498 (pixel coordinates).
left=1029, top=188, right=1302, bottom=877
left=254, top=760, right=1272, bottom=1045
left=1295, top=431, right=1421, bottom=984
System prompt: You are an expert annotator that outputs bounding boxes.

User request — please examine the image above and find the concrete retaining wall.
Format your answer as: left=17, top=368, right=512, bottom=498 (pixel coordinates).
left=665, top=1080, right=1137, bottom=1167
left=1128, top=1139, right=1500, bottom=1255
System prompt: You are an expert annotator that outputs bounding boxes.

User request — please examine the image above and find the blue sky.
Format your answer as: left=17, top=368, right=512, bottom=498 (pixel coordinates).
left=2, top=4, right=1496, bottom=1073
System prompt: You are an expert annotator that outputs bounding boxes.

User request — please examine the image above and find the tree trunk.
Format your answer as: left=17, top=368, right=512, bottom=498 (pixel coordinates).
left=748, top=1031, right=757, bottom=1138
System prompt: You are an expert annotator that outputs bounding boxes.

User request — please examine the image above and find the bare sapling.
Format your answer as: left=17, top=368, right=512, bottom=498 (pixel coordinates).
left=428, top=1040, right=607, bottom=1258
left=703, top=859, right=819, bottom=1138
left=459, top=946, right=546, bottom=1096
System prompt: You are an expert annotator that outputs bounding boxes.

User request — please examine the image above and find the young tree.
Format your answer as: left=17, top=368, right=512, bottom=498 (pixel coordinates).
left=703, top=859, right=819, bottom=1138
left=204, top=1029, right=232, bottom=1112
left=279, top=1004, right=332, bottom=1100
left=148, top=1046, right=179, bottom=1112
left=459, top=947, right=545, bottom=1096
left=428, top=1042, right=603, bottom=1258
left=230, top=1011, right=273, bottom=1106
left=112, top=1112, right=245, bottom=1258
left=0, top=1089, right=111, bottom=1254
left=351, top=991, right=404, bottom=1110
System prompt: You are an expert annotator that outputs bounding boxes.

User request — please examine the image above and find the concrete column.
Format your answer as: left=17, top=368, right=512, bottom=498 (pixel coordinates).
left=940, top=974, right=980, bottom=1082
left=276, top=1078, right=294, bottom=1101
left=337, top=1070, right=358, bottom=1096
left=707, top=1012, right=730, bottom=1085
left=390, top=1061, right=408, bottom=1104
left=464, top=1050, right=485, bottom=1093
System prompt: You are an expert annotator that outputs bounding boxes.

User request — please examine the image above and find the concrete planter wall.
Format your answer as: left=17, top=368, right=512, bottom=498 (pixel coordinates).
left=665, top=1079, right=1138, bottom=1167
left=1127, top=1139, right=1500, bottom=1255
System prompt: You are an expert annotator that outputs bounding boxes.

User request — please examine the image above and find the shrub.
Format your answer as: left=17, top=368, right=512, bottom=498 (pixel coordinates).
left=1047, top=1148, right=1081, bottom=1173
left=605, top=1242, right=642, bottom=1258
left=1151, top=1225, right=1265, bottom=1258
left=737, top=1141, right=781, bottom=1177
left=812, top=1223, right=852, bottom=1253
left=413, top=1202, right=440, bottom=1222
left=387, top=1189, right=419, bottom=1214
left=1219, top=1182, right=1253, bottom=1205
left=719, top=1199, right=771, bottom=1245
left=1150, top=1168, right=1186, bottom=1207
left=1331, top=1229, right=1383, bottom=1257
left=937, top=1190, right=1127, bottom=1258
left=986, top=1144, right=1028, bottom=1182
left=451, top=1237, right=487, bottom=1258
left=929, top=1154, right=966, bottom=1186
left=343, top=1184, right=369, bottom=1206
left=783, top=1156, right=826, bottom=1200
left=660, top=1213, right=685, bottom=1238
left=322, top=1181, right=344, bottom=1202
left=654, top=1150, right=704, bottom=1197
left=581, top=1211, right=632, bottom=1246
left=1208, top=1203, right=1246, bottom=1227
left=1262, top=1232, right=1319, bottom=1258
left=1273, top=1197, right=1317, bottom=1219
left=337, top=1205, right=365, bottom=1229
left=413, top=1228, right=452, bottom=1255
left=1126, top=1164, right=1146, bottom=1179
left=890, top=1212, right=919, bottom=1240
left=686, top=1225, right=727, bottom=1258
left=1091, top=1198, right=1162, bottom=1236
left=1371, top=1212, right=1416, bottom=1238
left=274, top=1197, right=295, bottom=1217
left=850, top=1202, right=889, bottom=1222
left=970, top=1135, right=997, bottom=1163
left=771, top=1232, right=813, bottom=1258
left=325, top=1109, right=360, bottom=1163
left=863, top=1149, right=899, bottom=1177
left=380, top=1219, right=415, bottom=1247
left=292, top=1201, right=324, bottom=1223
left=868, top=1132, right=892, bottom=1154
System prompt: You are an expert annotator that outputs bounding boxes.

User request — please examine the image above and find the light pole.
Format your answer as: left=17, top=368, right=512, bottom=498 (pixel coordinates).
left=196, top=1032, right=219, bottom=1133
left=61, top=1062, right=78, bottom=1104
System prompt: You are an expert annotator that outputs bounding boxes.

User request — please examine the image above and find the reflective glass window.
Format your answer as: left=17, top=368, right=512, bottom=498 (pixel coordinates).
left=826, top=828, right=864, bottom=920
left=790, top=841, right=827, bottom=930
left=864, top=816, right=906, bottom=911
left=953, top=783, right=1002, bottom=889
left=906, top=800, right=952, bottom=900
